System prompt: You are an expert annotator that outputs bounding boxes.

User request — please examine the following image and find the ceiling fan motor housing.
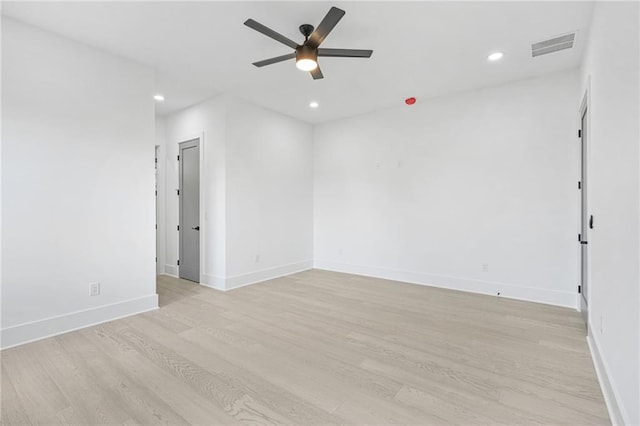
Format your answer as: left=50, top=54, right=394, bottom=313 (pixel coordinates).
left=296, top=44, right=318, bottom=62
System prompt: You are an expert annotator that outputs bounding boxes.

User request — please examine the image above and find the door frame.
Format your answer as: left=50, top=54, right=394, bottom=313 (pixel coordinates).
left=578, top=81, right=591, bottom=329
left=155, top=145, right=160, bottom=275
left=176, top=133, right=204, bottom=283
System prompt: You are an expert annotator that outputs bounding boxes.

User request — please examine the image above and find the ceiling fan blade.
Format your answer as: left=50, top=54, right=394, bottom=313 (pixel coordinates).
left=307, top=7, right=345, bottom=48
left=244, top=19, right=299, bottom=49
left=310, top=66, right=324, bottom=80
left=317, top=48, right=373, bottom=58
left=252, top=53, right=296, bottom=67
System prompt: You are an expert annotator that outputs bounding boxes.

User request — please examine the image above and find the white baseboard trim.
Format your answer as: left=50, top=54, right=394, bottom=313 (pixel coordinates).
left=200, top=273, right=226, bottom=291
left=164, top=264, right=177, bottom=276
left=587, top=333, right=628, bottom=425
left=225, top=260, right=313, bottom=291
left=159, top=272, right=179, bottom=279
left=0, top=294, right=159, bottom=350
left=314, top=260, right=578, bottom=309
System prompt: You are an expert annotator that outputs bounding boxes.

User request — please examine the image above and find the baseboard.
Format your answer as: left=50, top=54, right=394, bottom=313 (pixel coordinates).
left=159, top=272, right=179, bottom=279
left=225, top=260, right=313, bottom=291
left=587, top=333, right=628, bottom=425
left=0, top=294, right=159, bottom=350
left=314, top=260, right=578, bottom=309
left=200, top=273, right=226, bottom=291
left=164, top=264, right=177, bottom=276
left=160, top=272, right=225, bottom=291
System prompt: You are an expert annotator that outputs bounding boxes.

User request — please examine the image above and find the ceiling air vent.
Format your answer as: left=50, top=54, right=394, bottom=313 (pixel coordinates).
left=531, top=32, right=576, bottom=57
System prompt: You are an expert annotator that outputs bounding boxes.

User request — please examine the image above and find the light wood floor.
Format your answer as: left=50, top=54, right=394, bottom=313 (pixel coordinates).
left=2, top=270, right=608, bottom=425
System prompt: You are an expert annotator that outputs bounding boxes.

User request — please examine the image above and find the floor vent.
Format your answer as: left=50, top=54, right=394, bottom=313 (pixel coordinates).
left=532, top=32, right=576, bottom=57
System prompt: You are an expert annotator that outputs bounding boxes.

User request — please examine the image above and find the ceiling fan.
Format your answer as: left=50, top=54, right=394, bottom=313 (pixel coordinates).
left=244, top=6, right=373, bottom=80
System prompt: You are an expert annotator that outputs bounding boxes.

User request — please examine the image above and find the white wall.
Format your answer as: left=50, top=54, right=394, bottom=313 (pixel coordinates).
left=1, top=18, right=158, bottom=348
left=314, top=70, right=580, bottom=308
left=158, top=95, right=313, bottom=290
left=155, top=118, right=167, bottom=275
left=225, top=98, right=314, bottom=289
left=579, top=2, right=640, bottom=424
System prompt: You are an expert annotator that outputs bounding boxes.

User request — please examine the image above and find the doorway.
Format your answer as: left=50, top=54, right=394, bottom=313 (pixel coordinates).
left=579, top=98, right=589, bottom=327
left=179, top=139, right=200, bottom=282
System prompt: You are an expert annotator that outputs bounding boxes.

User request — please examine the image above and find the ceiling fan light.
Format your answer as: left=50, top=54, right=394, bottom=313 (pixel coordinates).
left=296, top=58, right=318, bottom=71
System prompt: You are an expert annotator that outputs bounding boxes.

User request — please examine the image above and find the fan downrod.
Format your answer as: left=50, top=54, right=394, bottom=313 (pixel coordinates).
left=299, top=24, right=314, bottom=40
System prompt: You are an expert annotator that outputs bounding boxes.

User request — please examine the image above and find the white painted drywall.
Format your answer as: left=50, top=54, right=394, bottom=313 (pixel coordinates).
left=158, top=95, right=314, bottom=290
left=224, top=97, right=313, bottom=288
left=155, top=118, right=167, bottom=275
left=579, top=2, right=640, bottom=424
left=0, top=12, right=4, bottom=336
left=1, top=18, right=157, bottom=348
left=314, top=70, right=580, bottom=308
left=162, top=96, right=227, bottom=287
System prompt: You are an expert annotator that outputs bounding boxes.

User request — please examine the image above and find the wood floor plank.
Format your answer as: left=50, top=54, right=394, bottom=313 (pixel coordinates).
left=82, top=324, right=238, bottom=425
left=0, top=364, right=31, bottom=426
left=116, top=318, right=321, bottom=425
left=178, top=327, right=347, bottom=420
left=1, top=344, right=70, bottom=424
left=1, top=270, right=609, bottom=425
left=34, top=337, right=132, bottom=425
left=55, top=331, right=192, bottom=425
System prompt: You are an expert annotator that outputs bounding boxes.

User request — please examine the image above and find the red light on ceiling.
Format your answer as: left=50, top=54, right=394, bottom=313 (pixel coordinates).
left=405, top=97, right=416, bottom=105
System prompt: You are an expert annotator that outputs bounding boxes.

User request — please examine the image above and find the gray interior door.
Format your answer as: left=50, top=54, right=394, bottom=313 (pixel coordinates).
left=580, top=107, right=588, bottom=327
left=179, top=139, right=200, bottom=282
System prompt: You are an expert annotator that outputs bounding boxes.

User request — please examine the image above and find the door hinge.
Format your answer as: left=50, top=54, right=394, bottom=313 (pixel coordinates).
left=176, top=189, right=180, bottom=196
left=578, top=181, right=581, bottom=189
left=578, top=285, right=581, bottom=294
left=177, top=155, right=180, bottom=161
left=177, top=260, right=180, bottom=266
left=578, top=129, right=582, bottom=138
left=155, top=157, right=158, bottom=164
left=155, top=224, right=157, bottom=230
left=578, top=233, right=581, bottom=242
left=155, top=190, right=157, bottom=196
left=177, top=225, right=180, bottom=231
left=155, top=256, right=157, bottom=263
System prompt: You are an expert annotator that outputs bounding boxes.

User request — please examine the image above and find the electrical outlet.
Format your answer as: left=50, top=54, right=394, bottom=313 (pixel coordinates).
left=482, top=263, right=489, bottom=272
left=255, top=254, right=260, bottom=263
left=90, top=282, right=100, bottom=296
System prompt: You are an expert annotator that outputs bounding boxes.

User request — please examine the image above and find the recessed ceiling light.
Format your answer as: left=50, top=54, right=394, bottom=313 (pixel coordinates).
left=309, top=101, right=319, bottom=108
left=488, top=52, right=504, bottom=61
left=154, top=94, right=165, bottom=101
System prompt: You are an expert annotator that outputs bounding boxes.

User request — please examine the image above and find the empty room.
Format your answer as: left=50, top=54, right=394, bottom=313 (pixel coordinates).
left=1, top=1, right=639, bottom=425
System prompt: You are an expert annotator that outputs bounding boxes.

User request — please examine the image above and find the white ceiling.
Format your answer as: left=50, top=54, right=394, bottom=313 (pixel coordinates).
left=2, top=1, right=594, bottom=124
